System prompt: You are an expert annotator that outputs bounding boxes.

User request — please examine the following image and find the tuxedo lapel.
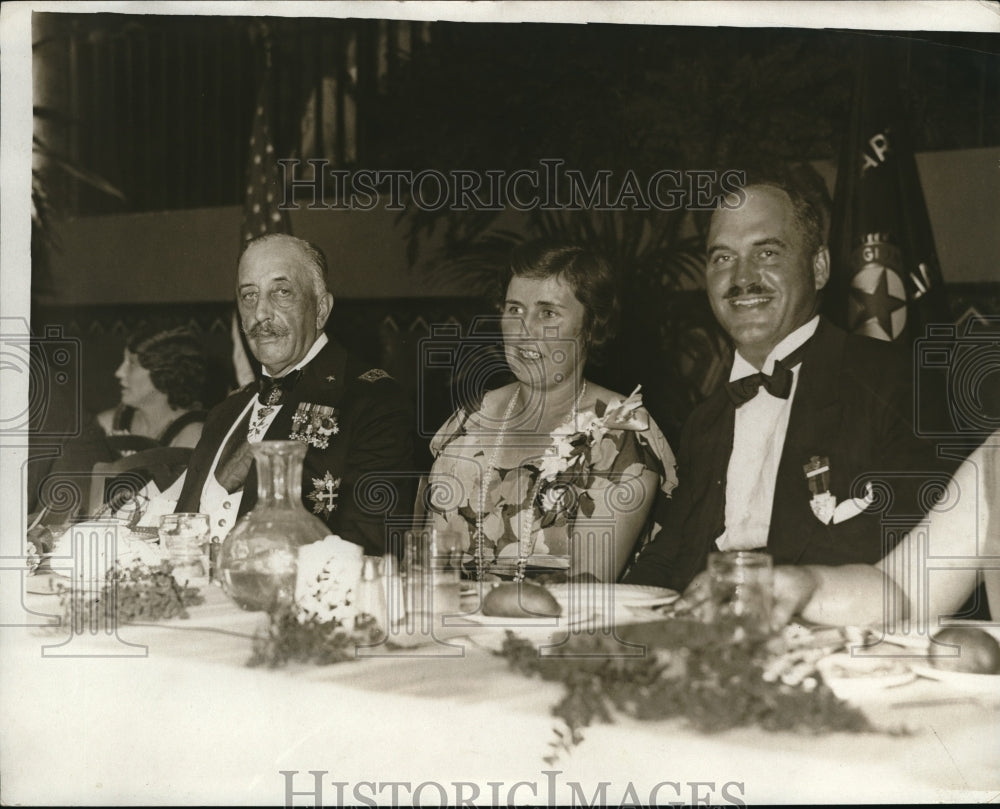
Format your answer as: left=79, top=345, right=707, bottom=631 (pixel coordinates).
left=769, top=318, right=845, bottom=560
left=205, top=388, right=256, bottom=449
left=693, top=390, right=736, bottom=494
left=176, top=386, right=255, bottom=512
left=683, top=388, right=735, bottom=566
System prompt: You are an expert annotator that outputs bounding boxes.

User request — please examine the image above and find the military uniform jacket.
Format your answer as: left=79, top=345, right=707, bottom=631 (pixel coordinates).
left=176, top=339, right=414, bottom=556
left=626, top=317, right=957, bottom=592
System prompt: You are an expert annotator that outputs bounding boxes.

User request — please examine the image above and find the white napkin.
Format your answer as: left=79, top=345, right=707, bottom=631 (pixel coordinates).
left=294, top=535, right=364, bottom=624
left=47, top=521, right=166, bottom=585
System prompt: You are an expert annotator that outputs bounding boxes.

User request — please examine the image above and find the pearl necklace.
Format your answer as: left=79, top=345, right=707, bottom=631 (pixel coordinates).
left=476, top=380, right=587, bottom=582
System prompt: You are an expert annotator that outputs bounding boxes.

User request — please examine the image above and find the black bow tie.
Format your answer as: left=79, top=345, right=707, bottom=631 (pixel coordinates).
left=725, top=340, right=810, bottom=407
left=257, top=369, right=303, bottom=405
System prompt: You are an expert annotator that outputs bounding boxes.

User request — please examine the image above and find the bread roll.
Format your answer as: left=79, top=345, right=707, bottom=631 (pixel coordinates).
left=482, top=582, right=562, bottom=618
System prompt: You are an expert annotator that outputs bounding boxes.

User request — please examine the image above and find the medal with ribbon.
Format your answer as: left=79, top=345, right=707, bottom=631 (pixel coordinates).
left=803, top=455, right=836, bottom=524
left=290, top=402, right=340, bottom=449
left=248, top=370, right=304, bottom=440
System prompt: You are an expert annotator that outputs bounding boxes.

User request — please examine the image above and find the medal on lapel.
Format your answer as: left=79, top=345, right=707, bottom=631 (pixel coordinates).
left=308, top=471, right=341, bottom=516
left=249, top=401, right=279, bottom=441
left=290, top=402, right=340, bottom=449
left=249, top=372, right=302, bottom=441
left=804, top=455, right=836, bottom=524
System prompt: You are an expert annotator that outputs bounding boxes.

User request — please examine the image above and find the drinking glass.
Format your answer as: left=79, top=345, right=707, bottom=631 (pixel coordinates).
left=706, top=550, right=774, bottom=636
left=403, top=528, right=464, bottom=622
left=159, top=513, right=211, bottom=583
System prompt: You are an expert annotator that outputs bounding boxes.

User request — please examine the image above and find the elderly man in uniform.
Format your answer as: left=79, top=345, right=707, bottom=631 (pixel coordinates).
left=161, top=233, right=414, bottom=556
left=40, top=233, right=412, bottom=562
left=31, top=234, right=412, bottom=567
left=626, top=167, right=952, bottom=592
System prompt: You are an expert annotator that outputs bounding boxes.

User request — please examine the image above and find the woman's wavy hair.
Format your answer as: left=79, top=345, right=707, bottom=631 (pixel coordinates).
left=497, top=240, right=620, bottom=361
left=127, top=326, right=208, bottom=410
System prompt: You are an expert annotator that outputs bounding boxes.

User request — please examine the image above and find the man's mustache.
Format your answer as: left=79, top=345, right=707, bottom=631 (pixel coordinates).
left=245, top=322, right=290, bottom=339
left=723, top=282, right=774, bottom=300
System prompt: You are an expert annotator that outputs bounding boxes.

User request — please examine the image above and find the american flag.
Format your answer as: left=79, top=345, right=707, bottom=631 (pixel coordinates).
left=234, top=59, right=287, bottom=387
left=240, top=64, right=291, bottom=245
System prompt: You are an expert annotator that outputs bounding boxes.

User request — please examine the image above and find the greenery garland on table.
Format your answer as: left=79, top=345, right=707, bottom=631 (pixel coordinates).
left=248, top=605, right=385, bottom=669
left=501, top=618, right=875, bottom=765
left=57, top=561, right=204, bottom=627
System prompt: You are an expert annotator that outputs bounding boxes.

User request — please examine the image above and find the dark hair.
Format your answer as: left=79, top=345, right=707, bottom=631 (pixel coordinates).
left=723, top=162, right=831, bottom=258
left=127, top=327, right=207, bottom=410
left=499, top=240, right=619, bottom=356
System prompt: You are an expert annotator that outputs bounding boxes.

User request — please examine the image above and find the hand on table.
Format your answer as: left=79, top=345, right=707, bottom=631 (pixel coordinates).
left=676, top=571, right=713, bottom=621
left=770, top=566, right=819, bottom=628
left=677, top=565, right=820, bottom=629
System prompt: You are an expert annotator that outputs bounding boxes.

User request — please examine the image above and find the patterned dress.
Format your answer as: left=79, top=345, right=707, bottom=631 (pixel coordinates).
left=426, top=392, right=678, bottom=579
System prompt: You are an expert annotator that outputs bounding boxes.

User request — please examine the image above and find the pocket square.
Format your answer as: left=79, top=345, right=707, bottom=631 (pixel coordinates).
left=831, top=483, right=875, bottom=525
left=809, top=483, right=874, bottom=526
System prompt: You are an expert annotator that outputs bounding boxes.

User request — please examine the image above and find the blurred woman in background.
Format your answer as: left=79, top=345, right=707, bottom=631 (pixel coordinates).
left=97, top=326, right=208, bottom=448
left=34, top=326, right=208, bottom=525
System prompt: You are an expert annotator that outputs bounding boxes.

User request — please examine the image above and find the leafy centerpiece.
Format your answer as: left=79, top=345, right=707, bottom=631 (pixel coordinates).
left=248, top=536, right=386, bottom=668
left=501, top=617, right=876, bottom=764
left=57, top=560, right=205, bottom=626
left=28, top=527, right=205, bottom=627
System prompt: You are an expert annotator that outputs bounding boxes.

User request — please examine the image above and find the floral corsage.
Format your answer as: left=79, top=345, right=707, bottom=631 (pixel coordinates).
left=533, top=386, right=648, bottom=525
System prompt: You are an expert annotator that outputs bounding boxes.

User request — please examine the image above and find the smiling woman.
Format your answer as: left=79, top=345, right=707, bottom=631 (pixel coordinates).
left=425, top=240, right=678, bottom=583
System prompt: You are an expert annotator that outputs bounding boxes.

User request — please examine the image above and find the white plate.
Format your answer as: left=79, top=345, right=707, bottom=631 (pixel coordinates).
left=816, top=653, right=918, bottom=700
left=25, top=572, right=64, bottom=595
left=615, top=584, right=679, bottom=603
left=546, top=583, right=678, bottom=603
left=910, top=664, right=1000, bottom=695
left=447, top=612, right=576, bottom=629
left=464, top=554, right=570, bottom=576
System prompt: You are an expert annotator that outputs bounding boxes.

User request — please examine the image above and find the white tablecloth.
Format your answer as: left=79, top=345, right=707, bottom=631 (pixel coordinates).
left=2, top=580, right=998, bottom=805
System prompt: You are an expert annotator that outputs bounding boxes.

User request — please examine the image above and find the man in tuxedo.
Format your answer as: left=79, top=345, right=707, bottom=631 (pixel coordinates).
left=171, top=233, right=413, bottom=556
left=626, top=170, right=950, bottom=592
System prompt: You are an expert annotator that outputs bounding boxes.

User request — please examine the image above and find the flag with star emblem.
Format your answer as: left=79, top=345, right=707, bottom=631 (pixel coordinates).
left=240, top=50, right=291, bottom=246
left=827, top=39, right=950, bottom=345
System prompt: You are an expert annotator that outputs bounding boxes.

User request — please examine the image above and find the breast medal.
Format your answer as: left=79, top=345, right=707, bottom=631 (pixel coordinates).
left=308, top=471, right=341, bottom=517
left=290, top=402, right=340, bottom=449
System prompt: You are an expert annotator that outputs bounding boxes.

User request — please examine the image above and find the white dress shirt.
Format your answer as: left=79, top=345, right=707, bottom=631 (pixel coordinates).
left=716, top=316, right=819, bottom=552
left=197, top=333, right=329, bottom=540
left=139, top=334, right=330, bottom=541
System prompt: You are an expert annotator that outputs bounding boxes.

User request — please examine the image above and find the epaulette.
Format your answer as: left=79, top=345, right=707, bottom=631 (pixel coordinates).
left=358, top=368, right=392, bottom=383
